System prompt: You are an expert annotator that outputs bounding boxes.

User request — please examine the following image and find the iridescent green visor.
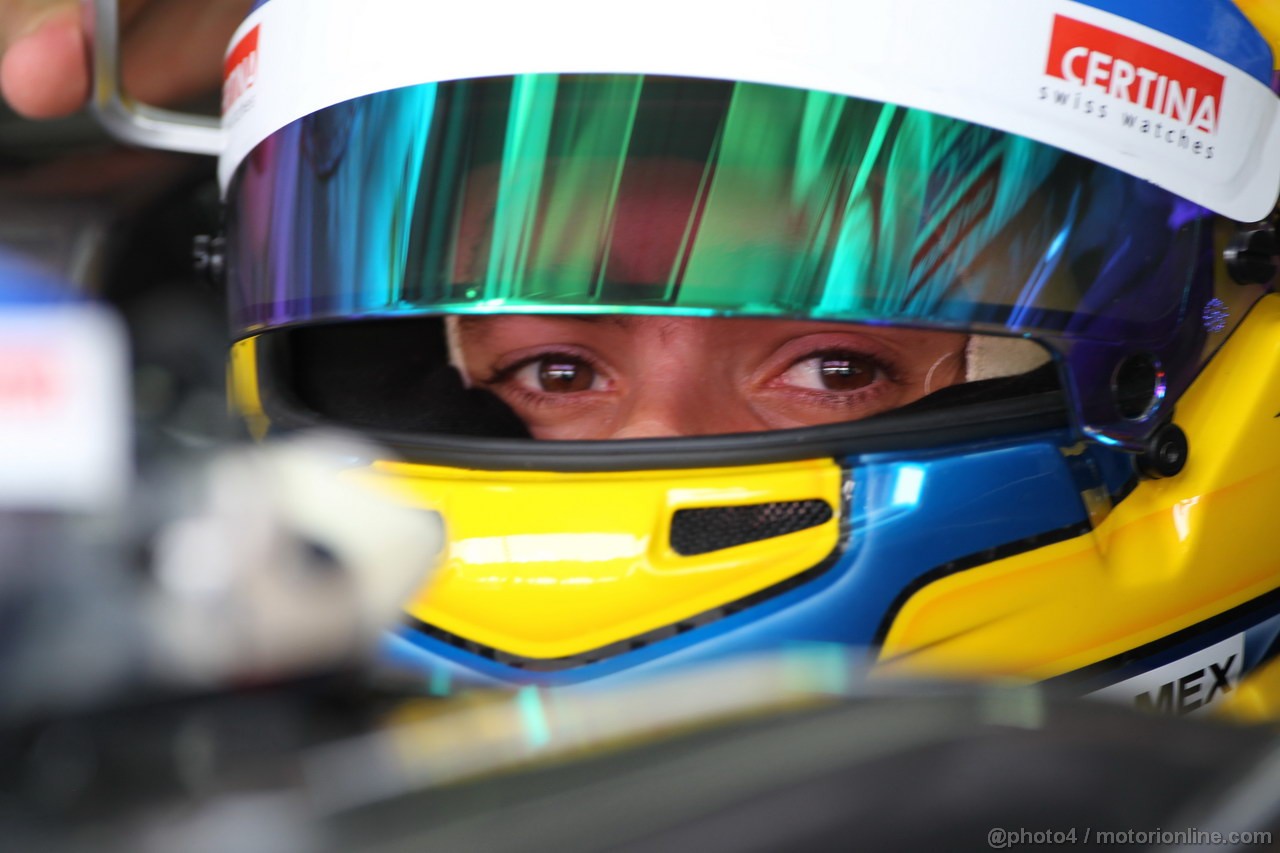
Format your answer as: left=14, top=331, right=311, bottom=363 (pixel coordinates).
left=226, top=74, right=1226, bottom=444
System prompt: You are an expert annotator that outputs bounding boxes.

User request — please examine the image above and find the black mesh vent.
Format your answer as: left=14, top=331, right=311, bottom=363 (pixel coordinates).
left=670, top=500, right=834, bottom=556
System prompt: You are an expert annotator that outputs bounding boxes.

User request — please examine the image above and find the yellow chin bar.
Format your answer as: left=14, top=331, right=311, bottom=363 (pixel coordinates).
left=358, top=459, right=844, bottom=661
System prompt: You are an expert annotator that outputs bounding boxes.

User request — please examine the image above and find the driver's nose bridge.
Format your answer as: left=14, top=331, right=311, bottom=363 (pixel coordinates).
left=357, top=459, right=846, bottom=662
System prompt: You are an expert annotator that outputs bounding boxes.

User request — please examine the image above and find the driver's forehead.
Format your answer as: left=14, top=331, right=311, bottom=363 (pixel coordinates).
left=454, top=314, right=967, bottom=352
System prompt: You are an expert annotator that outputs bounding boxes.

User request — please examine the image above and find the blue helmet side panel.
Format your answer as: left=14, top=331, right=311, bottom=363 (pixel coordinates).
left=1072, top=0, right=1273, bottom=83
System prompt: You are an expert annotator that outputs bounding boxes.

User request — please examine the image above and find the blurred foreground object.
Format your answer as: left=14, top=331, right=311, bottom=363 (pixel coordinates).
left=0, top=248, right=442, bottom=718
left=1, top=431, right=442, bottom=718
left=0, top=250, right=129, bottom=512
left=3, top=648, right=1280, bottom=852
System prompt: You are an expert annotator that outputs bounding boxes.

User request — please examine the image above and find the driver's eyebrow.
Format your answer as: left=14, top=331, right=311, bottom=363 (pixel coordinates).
left=456, top=314, right=635, bottom=339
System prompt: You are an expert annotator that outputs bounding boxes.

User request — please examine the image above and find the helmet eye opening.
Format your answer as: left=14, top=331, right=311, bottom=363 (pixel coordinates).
left=248, top=318, right=1072, bottom=472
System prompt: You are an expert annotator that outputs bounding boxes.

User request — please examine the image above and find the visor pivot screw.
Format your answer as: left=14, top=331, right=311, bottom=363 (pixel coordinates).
left=192, top=234, right=226, bottom=285
left=1223, top=222, right=1278, bottom=286
left=1138, top=423, right=1188, bottom=480
left=1112, top=353, right=1164, bottom=421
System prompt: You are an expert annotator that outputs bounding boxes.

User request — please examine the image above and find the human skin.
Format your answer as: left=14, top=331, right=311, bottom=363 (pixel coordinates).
left=455, top=314, right=968, bottom=440
left=0, top=0, right=249, bottom=118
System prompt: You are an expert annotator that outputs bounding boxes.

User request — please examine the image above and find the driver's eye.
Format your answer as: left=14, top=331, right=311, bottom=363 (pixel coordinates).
left=522, top=356, right=596, bottom=393
left=781, top=351, right=880, bottom=392
left=819, top=355, right=875, bottom=391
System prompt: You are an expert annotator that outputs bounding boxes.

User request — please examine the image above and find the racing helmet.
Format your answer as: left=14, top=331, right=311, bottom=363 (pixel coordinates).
left=220, top=0, right=1280, bottom=707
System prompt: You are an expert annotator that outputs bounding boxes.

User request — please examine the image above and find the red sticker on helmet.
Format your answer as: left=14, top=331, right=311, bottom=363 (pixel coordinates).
left=1046, top=15, right=1224, bottom=134
left=223, top=25, right=261, bottom=116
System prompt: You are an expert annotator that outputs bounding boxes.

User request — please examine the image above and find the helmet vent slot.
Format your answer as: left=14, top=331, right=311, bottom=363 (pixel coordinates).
left=670, top=500, right=833, bottom=556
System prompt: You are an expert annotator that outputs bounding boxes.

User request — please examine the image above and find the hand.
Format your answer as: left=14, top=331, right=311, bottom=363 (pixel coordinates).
left=1, top=0, right=251, bottom=119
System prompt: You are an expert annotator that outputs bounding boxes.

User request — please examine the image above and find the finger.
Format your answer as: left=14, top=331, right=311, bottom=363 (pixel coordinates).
left=0, top=0, right=76, bottom=49
left=0, top=0, right=148, bottom=119
left=121, top=0, right=251, bottom=107
left=0, top=6, right=87, bottom=118
left=0, top=0, right=226, bottom=119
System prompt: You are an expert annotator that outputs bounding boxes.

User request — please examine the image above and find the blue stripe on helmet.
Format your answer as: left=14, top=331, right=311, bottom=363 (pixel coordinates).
left=1076, top=0, right=1274, bottom=84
